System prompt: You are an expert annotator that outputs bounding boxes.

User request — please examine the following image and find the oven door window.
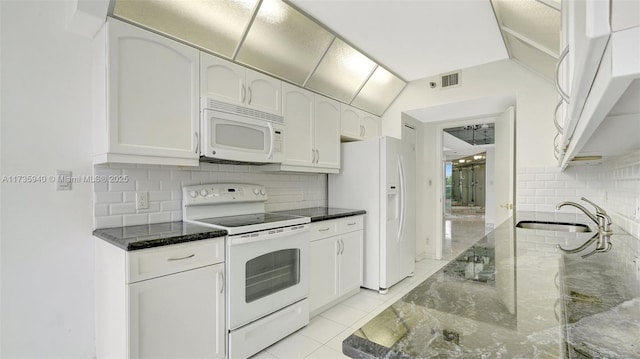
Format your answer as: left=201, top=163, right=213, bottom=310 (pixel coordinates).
left=245, top=249, right=300, bottom=303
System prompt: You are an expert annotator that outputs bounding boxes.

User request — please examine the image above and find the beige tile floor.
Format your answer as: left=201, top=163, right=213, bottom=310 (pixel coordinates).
left=251, top=215, right=486, bottom=359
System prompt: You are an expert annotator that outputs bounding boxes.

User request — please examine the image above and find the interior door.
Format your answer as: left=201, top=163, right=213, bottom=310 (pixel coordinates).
left=493, top=106, right=515, bottom=226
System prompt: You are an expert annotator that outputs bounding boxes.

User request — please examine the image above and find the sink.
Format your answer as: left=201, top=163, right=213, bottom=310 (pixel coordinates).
left=516, top=220, right=591, bottom=232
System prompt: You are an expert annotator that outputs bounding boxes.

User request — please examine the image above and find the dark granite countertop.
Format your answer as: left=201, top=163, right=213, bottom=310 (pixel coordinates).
left=93, top=222, right=227, bottom=251
left=343, top=211, right=640, bottom=358
left=273, top=207, right=365, bottom=222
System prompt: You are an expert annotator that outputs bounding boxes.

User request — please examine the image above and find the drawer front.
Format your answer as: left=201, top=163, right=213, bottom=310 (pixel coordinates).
left=340, top=215, right=363, bottom=233
left=309, top=220, right=339, bottom=241
left=126, top=237, right=224, bottom=283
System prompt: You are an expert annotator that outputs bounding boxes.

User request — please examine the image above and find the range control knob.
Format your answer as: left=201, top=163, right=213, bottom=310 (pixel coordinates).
left=189, top=190, right=198, bottom=198
left=253, top=188, right=260, bottom=195
left=200, top=189, right=209, bottom=197
left=260, top=187, right=266, bottom=196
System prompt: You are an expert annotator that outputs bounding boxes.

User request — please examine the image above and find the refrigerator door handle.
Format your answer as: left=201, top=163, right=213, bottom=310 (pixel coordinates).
left=397, top=156, right=406, bottom=243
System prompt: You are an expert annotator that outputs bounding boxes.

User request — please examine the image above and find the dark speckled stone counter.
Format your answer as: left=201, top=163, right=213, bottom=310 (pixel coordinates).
left=343, top=211, right=640, bottom=358
left=273, top=207, right=365, bottom=222
left=93, top=222, right=227, bottom=251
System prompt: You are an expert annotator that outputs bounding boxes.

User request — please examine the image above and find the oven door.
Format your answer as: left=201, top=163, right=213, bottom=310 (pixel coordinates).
left=201, top=109, right=283, bottom=163
left=227, top=225, right=309, bottom=330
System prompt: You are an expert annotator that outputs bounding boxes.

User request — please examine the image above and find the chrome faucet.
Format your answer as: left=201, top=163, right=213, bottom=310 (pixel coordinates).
left=555, top=197, right=613, bottom=257
left=556, top=197, right=613, bottom=235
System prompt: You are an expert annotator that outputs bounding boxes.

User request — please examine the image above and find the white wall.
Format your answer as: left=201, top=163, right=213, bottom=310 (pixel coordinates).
left=383, top=59, right=557, bottom=167
left=1, top=1, right=95, bottom=357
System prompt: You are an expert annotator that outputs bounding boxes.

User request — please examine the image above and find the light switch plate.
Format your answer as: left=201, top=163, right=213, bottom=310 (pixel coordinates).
left=56, top=170, right=72, bottom=191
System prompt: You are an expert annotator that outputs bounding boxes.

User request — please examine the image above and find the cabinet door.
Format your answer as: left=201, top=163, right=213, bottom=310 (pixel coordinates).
left=108, top=18, right=199, bottom=160
left=314, top=95, right=341, bottom=170
left=200, top=52, right=246, bottom=105
left=361, top=113, right=381, bottom=139
left=339, top=230, right=363, bottom=295
left=128, top=264, right=225, bottom=359
left=283, top=83, right=314, bottom=167
left=340, top=104, right=363, bottom=139
left=246, top=69, right=282, bottom=116
left=309, top=237, right=340, bottom=314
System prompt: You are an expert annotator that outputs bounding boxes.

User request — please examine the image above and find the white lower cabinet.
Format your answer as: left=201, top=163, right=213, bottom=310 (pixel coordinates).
left=95, top=237, right=226, bottom=358
left=309, top=216, right=363, bottom=317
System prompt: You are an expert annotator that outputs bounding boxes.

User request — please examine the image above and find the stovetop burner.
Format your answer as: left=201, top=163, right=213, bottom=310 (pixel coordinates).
left=195, top=213, right=306, bottom=228
left=182, top=183, right=310, bottom=235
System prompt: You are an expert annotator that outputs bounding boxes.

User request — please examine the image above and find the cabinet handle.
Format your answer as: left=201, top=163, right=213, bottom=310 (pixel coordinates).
left=219, top=271, right=225, bottom=294
left=336, top=240, right=342, bottom=255
left=553, top=100, right=564, bottom=135
left=241, top=85, right=247, bottom=103
left=312, top=148, right=317, bottom=164
left=167, top=254, right=195, bottom=261
left=347, top=222, right=357, bottom=226
left=555, top=46, right=570, bottom=104
left=360, top=125, right=364, bottom=137
left=315, top=149, right=320, bottom=164
left=248, top=87, right=253, bottom=105
left=319, top=227, right=330, bottom=232
left=194, top=132, right=199, bottom=154
left=340, top=239, right=344, bottom=255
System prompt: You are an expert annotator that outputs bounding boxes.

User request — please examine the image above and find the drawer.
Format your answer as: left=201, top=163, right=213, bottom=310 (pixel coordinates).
left=309, top=220, right=339, bottom=241
left=126, top=237, right=224, bottom=283
left=340, top=215, right=363, bottom=233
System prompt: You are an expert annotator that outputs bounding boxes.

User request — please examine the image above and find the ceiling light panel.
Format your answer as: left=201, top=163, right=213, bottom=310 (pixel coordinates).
left=351, top=67, right=406, bottom=116
left=492, top=0, right=560, bottom=53
left=113, top=0, right=258, bottom=59
left=235, top=0, right=334, bottom=85
left=305, top=38, right=376, bottom=103
left=504, top=33, right=556, bottom=80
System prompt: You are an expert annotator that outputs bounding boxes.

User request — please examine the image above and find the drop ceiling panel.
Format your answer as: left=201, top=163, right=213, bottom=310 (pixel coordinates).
left=351, top=66, right=406, bottom=116
left=290, top=0, right=509, bottom=81
left=113, top=0, right=257, bottom=58
left=235, top=0, right=334, bottom=85
left=492, top=0, right=560, bottom=53
left=305, top=38, right=376, bottom=103
left=505, top=32, right=556, bottom=80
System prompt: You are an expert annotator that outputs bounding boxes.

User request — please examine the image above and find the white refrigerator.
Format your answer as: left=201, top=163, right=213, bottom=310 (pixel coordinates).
left=329, top=136, right=415, bottom=293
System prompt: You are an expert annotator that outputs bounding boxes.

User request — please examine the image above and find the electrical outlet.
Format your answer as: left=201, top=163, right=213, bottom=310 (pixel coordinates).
left=137, top=192, right=149, bottom=210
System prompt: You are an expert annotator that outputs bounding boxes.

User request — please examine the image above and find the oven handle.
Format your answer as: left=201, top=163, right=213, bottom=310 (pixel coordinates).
left=228, top=225, right=309, bottom=246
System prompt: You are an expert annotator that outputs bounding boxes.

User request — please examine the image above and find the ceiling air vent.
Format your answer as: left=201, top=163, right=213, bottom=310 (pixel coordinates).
left=441, top=71, right=461, bottom=89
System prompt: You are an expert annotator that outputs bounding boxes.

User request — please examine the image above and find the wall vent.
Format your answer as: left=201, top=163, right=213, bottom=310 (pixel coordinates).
left=441, top=71, right=461, bottom=88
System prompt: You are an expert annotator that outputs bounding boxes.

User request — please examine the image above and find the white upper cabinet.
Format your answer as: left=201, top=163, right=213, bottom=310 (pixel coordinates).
left=283, top=84, right=315, bottom=167
left=278, top=83, right=340, bottom=173
left=340, top=104, right=381, bottom=141
left=314, top=95, right=341, bottom=170
left=93, top=17, right=199, bottom=166
left=557, top=0, right=640, bottom=169
left=200, top=52, right=282, bottom=116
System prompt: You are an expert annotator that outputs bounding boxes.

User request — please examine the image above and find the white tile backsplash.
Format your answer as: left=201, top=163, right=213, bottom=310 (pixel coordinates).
left=93, top=163, right=327, bottom=229
left=517, top=149, right=640, bottom=239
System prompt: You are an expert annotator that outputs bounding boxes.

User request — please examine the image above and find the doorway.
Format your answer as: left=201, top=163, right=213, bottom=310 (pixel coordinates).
left=442, top=126, right=493, bottom=259
left=403, top=95, right=515, bottom=261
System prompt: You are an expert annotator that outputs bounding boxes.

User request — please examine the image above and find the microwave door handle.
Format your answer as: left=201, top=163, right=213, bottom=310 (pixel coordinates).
left=267, top=122, right=274, bottom=160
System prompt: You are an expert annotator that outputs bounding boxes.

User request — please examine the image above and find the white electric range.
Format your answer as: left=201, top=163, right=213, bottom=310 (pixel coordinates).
left=182, top=183, right=310, bottom=359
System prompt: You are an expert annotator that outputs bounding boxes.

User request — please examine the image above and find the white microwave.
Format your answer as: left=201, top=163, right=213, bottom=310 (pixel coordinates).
left=200, top=98, right=284, bottom=164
